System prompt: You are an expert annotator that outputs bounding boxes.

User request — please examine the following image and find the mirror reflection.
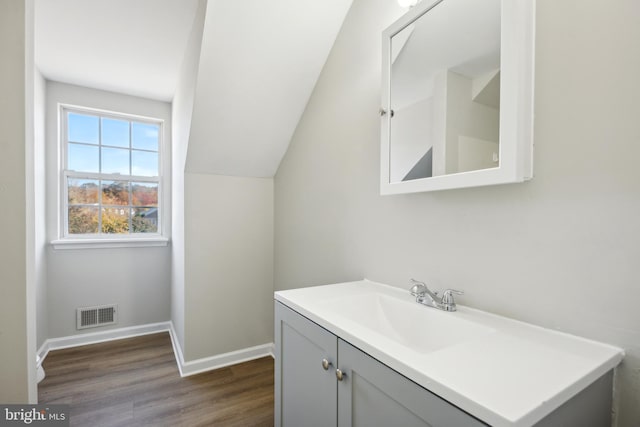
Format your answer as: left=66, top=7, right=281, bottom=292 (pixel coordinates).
left=389, top=0, right=501, bottom=183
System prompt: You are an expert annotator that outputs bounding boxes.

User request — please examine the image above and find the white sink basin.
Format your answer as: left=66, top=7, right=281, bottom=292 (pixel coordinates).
left=319, top=292, right=494, bottom=353
left=275, top=279, right=624, bottom=427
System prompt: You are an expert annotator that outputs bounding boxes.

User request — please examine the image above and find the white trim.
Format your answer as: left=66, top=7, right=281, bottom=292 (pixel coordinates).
left=59, top=102, right=165, bottom=124
left=51, top=236, right=169, bottom=250
left=37, top=321, right=171, bottom=366
left=268, top=343, right=275, bottom=358
left=179, top=342, right=274, bottom=377
left=168, top=322, right=187, bottom=376
left=38, top=321, right=275, bottom=379
left=167, top=321, right=273, bottom=377
left=36, top=341, right=48, bottom=368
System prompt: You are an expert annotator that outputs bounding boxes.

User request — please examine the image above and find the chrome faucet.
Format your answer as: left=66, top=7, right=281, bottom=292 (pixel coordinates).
left=409, top=278, right=463, bottom=312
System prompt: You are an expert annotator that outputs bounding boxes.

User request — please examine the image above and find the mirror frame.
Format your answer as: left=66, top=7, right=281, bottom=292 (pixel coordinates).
left=380, top=0, right=535, bottom=194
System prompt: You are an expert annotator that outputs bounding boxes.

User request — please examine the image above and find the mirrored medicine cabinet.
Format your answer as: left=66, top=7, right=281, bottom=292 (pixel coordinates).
left=380, top=0, right=535, bottom=194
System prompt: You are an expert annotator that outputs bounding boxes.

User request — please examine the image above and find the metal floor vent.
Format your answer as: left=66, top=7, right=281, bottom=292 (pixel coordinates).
left=77, top=304, right=118, bottom=330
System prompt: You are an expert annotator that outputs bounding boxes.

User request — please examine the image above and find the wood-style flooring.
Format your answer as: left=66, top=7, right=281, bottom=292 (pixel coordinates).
left=38, top=332, right=274, bottom=426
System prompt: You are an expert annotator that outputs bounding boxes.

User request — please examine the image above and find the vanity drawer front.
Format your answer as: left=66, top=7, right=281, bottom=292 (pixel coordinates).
left=337, top=339, right=487, bottom=427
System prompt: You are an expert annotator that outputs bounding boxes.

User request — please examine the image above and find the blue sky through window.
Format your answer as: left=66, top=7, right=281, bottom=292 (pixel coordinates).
left=102, top=147, right=130, bottom=175
left=132, top=123, right=160, bottom=151
left=68, top=113, right=99, bottom=144
left=67, top=111, right=159, bottom=176
left=132, top=150, right=158, bottom=176
left=68, top=143, right=99, bottom=172
left=102, top=118, right=129, bottom=148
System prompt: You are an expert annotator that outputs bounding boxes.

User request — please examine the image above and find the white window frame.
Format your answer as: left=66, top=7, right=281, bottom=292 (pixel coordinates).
left=52, top=104, right=169, bottom=249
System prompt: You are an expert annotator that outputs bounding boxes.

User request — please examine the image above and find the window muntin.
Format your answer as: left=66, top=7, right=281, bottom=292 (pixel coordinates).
left=62, top=107, right=163, bottom=237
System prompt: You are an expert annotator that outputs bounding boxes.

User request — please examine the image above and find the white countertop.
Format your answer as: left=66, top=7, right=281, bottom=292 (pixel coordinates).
left=274, top=280, right=624, bottom=427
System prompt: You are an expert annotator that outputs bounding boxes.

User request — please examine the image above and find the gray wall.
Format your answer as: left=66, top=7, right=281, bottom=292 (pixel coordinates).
left=174, top=0, right=275, bottom=362
left=44, top=82, right=172, bottom=339
left=171, top=0, right=207, bottom=353
left=34, top=68, right=47, bottom=349
left=184, top=174, right=273, bottom=361
left=0, top=0, right=35, bottom=403
left=274, top=0, right=640, bottom=426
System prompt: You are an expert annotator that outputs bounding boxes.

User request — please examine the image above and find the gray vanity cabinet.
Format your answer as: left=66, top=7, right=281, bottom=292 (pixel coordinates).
left=337, top=338, right=485, bottom=427
left=275, top=302, right=486, bottom=427
left=275, top=301, right=338, bottom=427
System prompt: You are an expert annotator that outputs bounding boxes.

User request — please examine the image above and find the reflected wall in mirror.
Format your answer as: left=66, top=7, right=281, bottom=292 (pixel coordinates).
left=381, top=0, right=534, bottom=194
left=390, top=0, right=500, bottom=182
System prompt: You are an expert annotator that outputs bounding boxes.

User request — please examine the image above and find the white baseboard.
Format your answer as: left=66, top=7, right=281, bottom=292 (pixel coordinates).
left=168, top=322, right=187, bottom=376
left=168, top=322, right=274, bottom=377
left=179, top=342, right=274, bottom=377
left=37, top=322, right=171, bottom=367
left=38, top=321, right=275, bottom=378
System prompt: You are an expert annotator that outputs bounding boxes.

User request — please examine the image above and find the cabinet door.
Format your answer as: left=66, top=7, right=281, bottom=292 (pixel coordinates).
left=337, top=339, right=486, bottom=427
left=275, top=302, right=338, bottom=427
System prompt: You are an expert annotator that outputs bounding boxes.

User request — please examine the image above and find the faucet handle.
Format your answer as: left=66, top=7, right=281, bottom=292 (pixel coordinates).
left=410, top=278, right=437, bottom=296
left=409, top=278, right=431, bottom=297
left=441, top=289, right=464, bottom=309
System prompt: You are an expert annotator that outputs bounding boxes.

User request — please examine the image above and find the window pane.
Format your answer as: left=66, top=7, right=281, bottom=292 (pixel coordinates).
left=132, top=182, right=158, bottom=206
left=68, top=113, right=99, bottom=144
left=63, top=110, right=164, bottom=237
left=101, top=181, right=129, bottom=205
left=132, top=150, right=158, bottom=177
left=132, top=207, right=158, bottom=233
left=68, top=143, right=99, bottom=173
left=102, top=147, right=130, bottom=175
left=101, top=207, right=130, bottom=234
left=132, top=122, right=159, bottom=151
left=68, top=206, right=99, bottom=234
left=68, top=179, right=99, bottom=204
left=102, top=118, right=129, bottom=148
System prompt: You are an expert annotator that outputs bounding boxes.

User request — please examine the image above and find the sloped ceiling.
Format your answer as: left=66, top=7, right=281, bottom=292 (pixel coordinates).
left=185, top=0, right=353, bottom=177
left=35, top=0, right=200, bottom=102
left=35, top=0, right=352, bottom=178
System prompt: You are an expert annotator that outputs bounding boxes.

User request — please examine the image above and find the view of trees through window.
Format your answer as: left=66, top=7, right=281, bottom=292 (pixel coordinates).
left=64, top=109, right=161, bottom=235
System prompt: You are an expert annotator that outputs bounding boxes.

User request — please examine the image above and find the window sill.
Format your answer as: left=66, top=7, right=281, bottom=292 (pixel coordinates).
left=51, top=237, right=170, bottom=250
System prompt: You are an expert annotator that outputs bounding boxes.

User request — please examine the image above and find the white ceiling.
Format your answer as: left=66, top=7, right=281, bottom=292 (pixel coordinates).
left=35, top=0, right=199, bottom=101
left=35, top=0, right=353, bottom=178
